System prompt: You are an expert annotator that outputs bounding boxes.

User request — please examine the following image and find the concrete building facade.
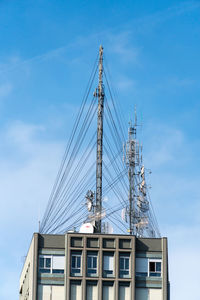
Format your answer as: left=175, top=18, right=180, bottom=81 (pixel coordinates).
left=19, top=233, right=169, bottom=300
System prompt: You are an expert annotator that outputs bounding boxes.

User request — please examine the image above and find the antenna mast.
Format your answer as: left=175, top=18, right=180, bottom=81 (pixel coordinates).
left=95, top=45, right=104, bottom=233
left=128, top=123, right=136, bottom=235
left=125, top=109, right=138, bottom=235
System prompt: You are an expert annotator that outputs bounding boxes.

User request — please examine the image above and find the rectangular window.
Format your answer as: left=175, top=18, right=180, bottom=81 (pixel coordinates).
left=87, top=252, right=98, bottom=276
left=119, top=253, right=130, bottom=278
left=52, top=256, right=65, bottom=274
left=39, top=256, right=51, bottom=273
left=102, top=282, right=114, bottom=300
left=39, top=255, right=65, bottom=274
left=86, top=281, right=98, bottom=300
left=149, top=260, right=161, bottom=277
left=103, top=252, right=114, bottom=277
left=71, top=251, right=82, bottom=276
left=136, top=258, right=148, bottom=277
left=70, top=280, right=81, bottom=300
left=119, top=282, right=131, bottom=300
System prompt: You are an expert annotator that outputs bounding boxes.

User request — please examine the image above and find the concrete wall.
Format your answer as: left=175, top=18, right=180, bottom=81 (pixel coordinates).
left=38, top=285, right=65, bottom=300
left=19, top=233, right=38, bottom=300
left=19, top=233, right=169, bottom=300
left=38, top=234, right=65, bottom=249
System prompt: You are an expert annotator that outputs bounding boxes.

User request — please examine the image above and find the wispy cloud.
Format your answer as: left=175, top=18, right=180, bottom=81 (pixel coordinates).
left=0, top=120, right=65, bottom=299
left=0, top=46, right=69, bottom=76
left=117, top=77, right=137, bottom=91
left=106, top=31, right=139, bottom=64
left=0, top=121, right=64, bottom=224
left=134, top=1, right=200, bottom=32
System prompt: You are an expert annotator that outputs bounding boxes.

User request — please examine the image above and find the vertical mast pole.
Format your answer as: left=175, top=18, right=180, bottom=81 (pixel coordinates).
left=128, top=110, right=137, bottom=235
left=128, top=125, right=135, bottom=235
left=95, top=45, right=104, bottom=233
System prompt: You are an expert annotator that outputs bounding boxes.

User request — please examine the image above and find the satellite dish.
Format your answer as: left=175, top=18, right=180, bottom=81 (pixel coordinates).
left=79, top=222, right=94, bottom=233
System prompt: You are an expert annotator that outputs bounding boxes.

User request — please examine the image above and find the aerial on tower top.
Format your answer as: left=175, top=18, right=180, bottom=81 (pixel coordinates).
left=39, top=47, right=160, bottom=238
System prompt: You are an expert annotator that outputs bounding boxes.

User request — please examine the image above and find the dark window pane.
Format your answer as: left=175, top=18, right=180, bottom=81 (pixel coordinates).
left=88, top=269, right=96, bottom=274
left=106, top=270, right=113, bottom=274
left=52, top=269, right=64, bottom=274
left=39, top=258, right=44, bottom=268
left=45, top=258, right=51, bottom=268
left=119, top=258, right=124, bottom=269
left=125, top=258, right=129, bottom=270
left=72, top=256, right=76, bottom=268
left=77, top=256, right=81, bottom=268
left=150, top=272, right=161, bottom=277
left=88, top=257, right=92, bottom=268
left=93, top=257, right=97, bottom=268
left=156, top=262, right=161, bottom=272
left=40, top=268, right=50, bottom=273
left=121, top=270, right=129, bottom=275
left=149, top=262, right=155, bottom=272
left=71, top=268, right=80, bottom=273
left=136, top=272, right=148, bottom=277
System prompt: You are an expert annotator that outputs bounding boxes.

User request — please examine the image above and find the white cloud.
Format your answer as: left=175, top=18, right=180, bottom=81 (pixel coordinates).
left=0, top=121, right=66, bottom=300
left=0, top=120, right=65, bottom=234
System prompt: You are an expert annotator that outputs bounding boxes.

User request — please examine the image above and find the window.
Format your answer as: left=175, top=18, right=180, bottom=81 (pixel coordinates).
left=70, top=280, right=82, bottom=300
left=136, top=258, right=148, bottom=277
left=103, top=252, right=114, bottom=277
left=39, top=256, right=51, bottom=273
left=71, top=251, right=82, bottom=276
left=136, top=258, right=162, bottom=278
left=52, top=256, right=65, bottom=274
left=102, top=281, right=114, bottom=300
left=119, top=282, right=131, bottom=300
left=119, top=253, right=130, bottom=277
left=86, top=281, right=98, bottom=300
left=149, top=260, right=161, bottom=277
left=87, top=252, right=97, bottom=276
left=39, top=255, right=64, bottom=274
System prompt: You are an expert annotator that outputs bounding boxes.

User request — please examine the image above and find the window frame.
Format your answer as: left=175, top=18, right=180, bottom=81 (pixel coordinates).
left=38, top=255, right=65, bottom=274
left=39, top=255, right=52, bottom=273
left=71, top=251, right=82, bottom=276
left=119, top=253, right=130, bottom=278
left=87, top=252, right=98, bottom=276
left=103, top=252, right=114, bottom=277
left=148, top=259, right=162, bottom=277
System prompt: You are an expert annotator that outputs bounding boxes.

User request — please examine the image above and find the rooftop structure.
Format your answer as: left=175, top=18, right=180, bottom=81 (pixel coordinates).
left=20, top=233, right=169, bottom=300
left=19, top=47, right=169, bottom=300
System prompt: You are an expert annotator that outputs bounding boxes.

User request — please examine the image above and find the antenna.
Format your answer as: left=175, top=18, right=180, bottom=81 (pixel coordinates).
left=124, top=109, right=140, bottom=235
left=127, top=113, right=137, bottom=235
left=95, top=45, right=104, bottom=233
left=122, top=110, right=161, bottom=237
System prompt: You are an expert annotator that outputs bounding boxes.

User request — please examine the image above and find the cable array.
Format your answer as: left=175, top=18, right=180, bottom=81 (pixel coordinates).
left=39, top=53, right=160, bottom=237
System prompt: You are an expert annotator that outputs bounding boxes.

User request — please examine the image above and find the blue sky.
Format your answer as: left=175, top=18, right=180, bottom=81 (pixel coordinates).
left=0, top=1, right=200, bottom=299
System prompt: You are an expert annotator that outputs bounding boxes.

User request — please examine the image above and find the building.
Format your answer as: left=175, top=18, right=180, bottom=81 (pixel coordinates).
left=19, top=47, right=170, bottom=300
left=19, top=232, right=169, bottom=300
